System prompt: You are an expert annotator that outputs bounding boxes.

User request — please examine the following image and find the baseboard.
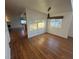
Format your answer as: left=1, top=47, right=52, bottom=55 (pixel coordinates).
left=29, top=32, right=69, bottom=39
left=29, top=32, right=45, bottom=39
left=45, top=32, right=67, bottom=39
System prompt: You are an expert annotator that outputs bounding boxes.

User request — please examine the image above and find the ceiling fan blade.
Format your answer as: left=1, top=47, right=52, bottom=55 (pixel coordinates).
left=47, top=7, right=51, bottom=18
left=48, top=7, right=51, bottom=11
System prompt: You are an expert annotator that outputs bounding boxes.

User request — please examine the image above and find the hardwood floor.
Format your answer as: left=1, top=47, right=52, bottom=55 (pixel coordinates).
left=9, top=28, right=73, bottom=59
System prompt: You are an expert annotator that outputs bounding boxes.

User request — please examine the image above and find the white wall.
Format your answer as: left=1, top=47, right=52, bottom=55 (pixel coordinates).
left=5, top=23, right=10, bottom=59
left=47, top=12, right=73, bottom=38
left=68, top=19, right=73, bottom=37
left=68, top=0, right=73, bottom=37
left=26, top=8, right=47, bottom=38
left=20, top=8, right=73, bottom=39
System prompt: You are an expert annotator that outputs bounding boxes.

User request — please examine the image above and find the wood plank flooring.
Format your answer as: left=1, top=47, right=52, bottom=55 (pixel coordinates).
left=9, top=28, right=73, bottom=59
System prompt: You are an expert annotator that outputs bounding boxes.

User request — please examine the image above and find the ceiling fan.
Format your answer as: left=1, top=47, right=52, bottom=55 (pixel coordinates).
left=47, top=7, right=51, bottom=18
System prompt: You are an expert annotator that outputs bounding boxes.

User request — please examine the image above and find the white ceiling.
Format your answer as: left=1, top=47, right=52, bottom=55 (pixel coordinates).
left=6, top=0, right=72, bottom=17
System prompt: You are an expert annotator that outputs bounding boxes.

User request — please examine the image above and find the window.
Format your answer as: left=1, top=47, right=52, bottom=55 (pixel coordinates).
left=29, top=20, right=45, bottom=31
left=29, top=23, right=37, bottom=31
left=50, top=19, right=62, bottom=28
left=38, top=22, right=45, bottom=29
left=21, top=20, right=26, bottom=24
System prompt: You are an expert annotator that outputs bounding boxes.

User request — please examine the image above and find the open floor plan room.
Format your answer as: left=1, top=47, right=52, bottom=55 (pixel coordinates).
left=5, top=0, right=73, bottom=59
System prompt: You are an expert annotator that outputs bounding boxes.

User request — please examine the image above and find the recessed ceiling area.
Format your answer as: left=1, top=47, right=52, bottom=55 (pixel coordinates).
left=6, top=0, right=72, bottom=17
